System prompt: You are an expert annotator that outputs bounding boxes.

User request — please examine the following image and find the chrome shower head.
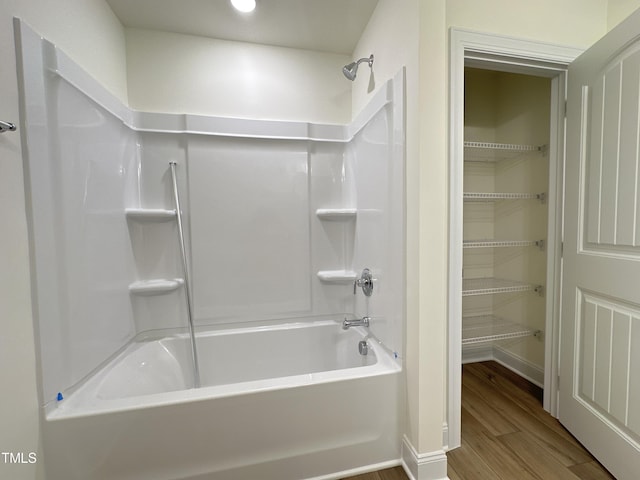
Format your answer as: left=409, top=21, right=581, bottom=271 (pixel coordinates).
left=342, top=54, right=374, bottom=81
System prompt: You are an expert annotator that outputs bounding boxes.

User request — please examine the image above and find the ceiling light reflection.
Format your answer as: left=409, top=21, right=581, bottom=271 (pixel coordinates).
left=231, top=0, right=256, bottom=13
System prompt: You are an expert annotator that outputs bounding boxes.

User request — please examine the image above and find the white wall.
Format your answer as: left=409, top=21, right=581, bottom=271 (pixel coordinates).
left=447, top=0, right=608, bottom=48
left=0, top=2, right=126, bottom=479
left=351, top=0, right=432, bottom=453
left=353, top=0, right=621, bottom=461
left=430, top=0, right=610, bottom=457
left=351, top=1, right=419, bottom=118
left=608, top=0, right=640, bottom=29
left=10, top=2, right=127, bottom=101
left=352, top=0, right=452, bottom=459
left=126, top=28, right=351, bottom=124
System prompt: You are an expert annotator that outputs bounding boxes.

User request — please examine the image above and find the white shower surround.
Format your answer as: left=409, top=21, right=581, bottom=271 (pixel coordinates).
left=16, top=19, right=405, bottom=480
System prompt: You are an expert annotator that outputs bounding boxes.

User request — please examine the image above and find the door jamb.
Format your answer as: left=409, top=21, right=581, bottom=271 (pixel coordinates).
left=447, top=28, right=583, bottom=450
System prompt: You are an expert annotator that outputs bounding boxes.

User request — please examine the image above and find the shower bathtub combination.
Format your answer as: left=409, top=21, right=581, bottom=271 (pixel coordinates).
left=16, top=20, right=406, bottom=480
left=46, top=320, right=401, bottom=480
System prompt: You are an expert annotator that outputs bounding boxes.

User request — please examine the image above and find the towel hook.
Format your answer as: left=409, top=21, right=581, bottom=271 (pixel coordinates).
left=0, top=121, right=16, bottom=133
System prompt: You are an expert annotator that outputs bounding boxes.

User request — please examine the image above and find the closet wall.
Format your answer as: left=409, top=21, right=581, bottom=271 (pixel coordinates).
left=463, top=68, right=551, bottom=379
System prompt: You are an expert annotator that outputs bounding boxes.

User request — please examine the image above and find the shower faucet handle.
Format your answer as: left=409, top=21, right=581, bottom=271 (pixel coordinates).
left=353, top=268, right=373, bottom=296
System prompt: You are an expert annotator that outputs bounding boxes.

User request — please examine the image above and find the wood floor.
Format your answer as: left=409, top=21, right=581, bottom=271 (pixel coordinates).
left=448, top=361, right=614, bottom=480
left=341, top=361, right=614, bottom=480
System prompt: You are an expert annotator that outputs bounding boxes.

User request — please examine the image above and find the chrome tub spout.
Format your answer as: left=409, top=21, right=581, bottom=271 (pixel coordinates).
left=342, top=316, right=370, bottom=330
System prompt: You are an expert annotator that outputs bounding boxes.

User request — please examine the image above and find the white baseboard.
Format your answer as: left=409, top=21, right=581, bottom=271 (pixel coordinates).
left=307, top=459, right=402, bottom=480
left=461, top=344, right=493, bottom=364
left=401, top=436, right=448, bottom=480
left=493, top=346, right=544, bottom=387
left=461, top=345, right=544, bottom=387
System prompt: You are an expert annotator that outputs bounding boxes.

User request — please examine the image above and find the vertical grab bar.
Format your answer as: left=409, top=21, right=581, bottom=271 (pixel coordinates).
left=169, top=161, right=201, bottom=388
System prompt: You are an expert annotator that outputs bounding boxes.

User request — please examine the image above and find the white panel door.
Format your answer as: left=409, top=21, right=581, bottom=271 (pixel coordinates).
left=561, top=8, right=640, bottom=479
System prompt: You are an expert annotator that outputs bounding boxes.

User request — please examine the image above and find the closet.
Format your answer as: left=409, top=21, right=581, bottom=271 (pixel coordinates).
left=461, top=67, right=552, bottom=385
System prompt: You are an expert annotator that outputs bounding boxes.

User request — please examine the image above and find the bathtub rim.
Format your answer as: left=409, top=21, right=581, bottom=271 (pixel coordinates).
left=46, top=319, right=401, bottom=421
left=44, top=316, right=363, bottom=411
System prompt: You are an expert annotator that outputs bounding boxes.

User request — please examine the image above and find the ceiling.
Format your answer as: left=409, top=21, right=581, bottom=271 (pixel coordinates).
left=106, top=0, right=379, bottom=55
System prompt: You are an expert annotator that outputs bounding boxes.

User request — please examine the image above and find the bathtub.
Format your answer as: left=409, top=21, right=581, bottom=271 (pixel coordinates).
left=43, top=319, right=402, bottom=480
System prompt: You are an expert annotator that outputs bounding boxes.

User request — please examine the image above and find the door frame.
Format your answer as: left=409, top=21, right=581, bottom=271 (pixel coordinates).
left=447, top=28, right=584, bottom=450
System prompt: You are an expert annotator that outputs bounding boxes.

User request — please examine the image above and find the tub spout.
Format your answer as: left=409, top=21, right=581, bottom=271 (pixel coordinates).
left=342, top=316, right=370, bottom=330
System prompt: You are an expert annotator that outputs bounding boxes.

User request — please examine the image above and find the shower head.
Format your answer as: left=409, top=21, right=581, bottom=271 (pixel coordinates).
left=342, top=54, right=374, bottom=81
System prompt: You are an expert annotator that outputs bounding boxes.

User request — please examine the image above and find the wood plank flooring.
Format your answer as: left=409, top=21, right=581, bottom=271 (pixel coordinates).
left=341, top=361, right=614, bottom=480
left=447, top=362, right=615, bottom=480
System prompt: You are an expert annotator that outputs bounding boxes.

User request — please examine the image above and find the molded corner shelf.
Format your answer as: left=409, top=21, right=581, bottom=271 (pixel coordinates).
left=129, top=278, right=184, bottom=295
left=316, top=270, right=358, bottom=283
left=125, top=208, right=176, bottom=221
left=462, top=277, right=542, bottom=296
left=316, top=208, right=357, bottom=220
left=463, top=141, right=546, bottom=162
left=462, top=315, right=540, bottom=345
